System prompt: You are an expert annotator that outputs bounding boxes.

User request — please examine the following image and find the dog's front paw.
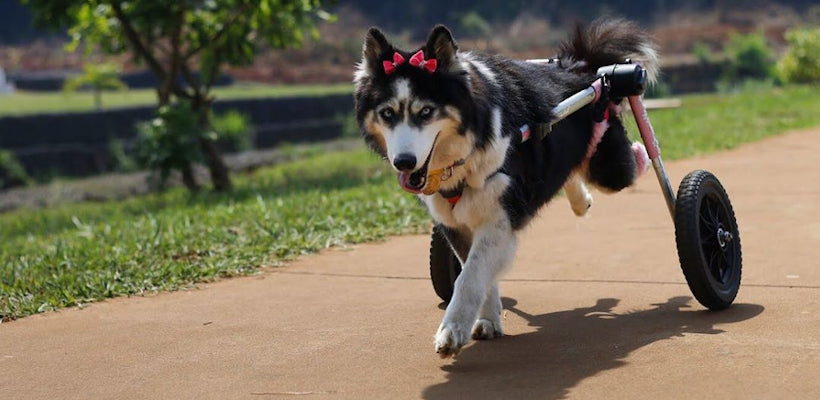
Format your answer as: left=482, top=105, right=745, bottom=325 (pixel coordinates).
left=434, top=323, right=471, bottom=358
left=471, top=318, right=503, bottom=340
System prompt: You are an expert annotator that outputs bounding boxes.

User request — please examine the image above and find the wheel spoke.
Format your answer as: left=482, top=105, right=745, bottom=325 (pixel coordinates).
left=708, top=248, right=721, bottom=278
left=700, top=210, right=714, bottom=231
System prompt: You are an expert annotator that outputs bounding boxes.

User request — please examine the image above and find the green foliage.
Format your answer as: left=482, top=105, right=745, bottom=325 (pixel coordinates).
left=458, top=11, right=492, bottom=38
left=692, top=42, right=714, bottom=65
left=722, top=32, right=774, bottom=83
left=24, top=0, right=333, bottom=191
left=63, top=63, right=127, bottom=109
left=777, top=27, right=820, bottom=84
left=63, top=63, right=127, bottom=92
left=134, top=102, right=204, bottom=186
left=211, top=110, right=255, bottom=152
left=24, top=0, right=331, bottom=94
left=0, top=149, right=32, bottom=189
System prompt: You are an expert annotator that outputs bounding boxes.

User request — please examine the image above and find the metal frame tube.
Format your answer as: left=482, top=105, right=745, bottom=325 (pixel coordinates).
left=628, top=95, right=676, bottom=219
left=549, top=80, right=603, bottom=127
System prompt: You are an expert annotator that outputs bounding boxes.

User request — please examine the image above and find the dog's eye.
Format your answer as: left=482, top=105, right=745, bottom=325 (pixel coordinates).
left=419, top=106, right=434, bottom=118
left=379, top=108, right=394, bottom=120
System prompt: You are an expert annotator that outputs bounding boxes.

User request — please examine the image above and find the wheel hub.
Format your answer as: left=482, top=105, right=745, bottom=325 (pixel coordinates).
left=716, top=226, right=733, bottom=248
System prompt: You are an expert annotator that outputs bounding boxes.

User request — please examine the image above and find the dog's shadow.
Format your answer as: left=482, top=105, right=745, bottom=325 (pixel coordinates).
left=423, top=296, right=763, bottom=400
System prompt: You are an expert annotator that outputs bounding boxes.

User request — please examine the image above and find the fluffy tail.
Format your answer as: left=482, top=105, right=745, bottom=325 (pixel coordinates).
left=559, top=19, right=659, bottom=84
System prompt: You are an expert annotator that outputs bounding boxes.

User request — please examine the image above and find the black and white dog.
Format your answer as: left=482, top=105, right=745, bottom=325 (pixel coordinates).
left=354, top=19, right=657, bottom=357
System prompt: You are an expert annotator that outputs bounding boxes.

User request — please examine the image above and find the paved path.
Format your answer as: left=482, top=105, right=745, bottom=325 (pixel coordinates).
left=2, top=129, right=820, bottom=399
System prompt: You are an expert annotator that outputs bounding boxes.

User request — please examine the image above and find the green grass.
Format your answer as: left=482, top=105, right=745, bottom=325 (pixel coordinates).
left=0, top=83, right=353, bottom=117
left=1, top=149, right=429, bottom=320
left=2, top=84, right=820, bottom=321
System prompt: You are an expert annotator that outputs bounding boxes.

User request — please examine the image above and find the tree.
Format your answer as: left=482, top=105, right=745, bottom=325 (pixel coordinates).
left=23, top=0, right=330, bottom=191
left=63, top=63, right=127, bottom=110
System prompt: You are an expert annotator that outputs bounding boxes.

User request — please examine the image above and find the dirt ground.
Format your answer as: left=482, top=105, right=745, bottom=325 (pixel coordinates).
left=1, top=128, right=819, bottom=399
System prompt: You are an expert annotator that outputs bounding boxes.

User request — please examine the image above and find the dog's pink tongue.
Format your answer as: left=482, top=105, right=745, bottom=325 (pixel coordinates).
left=398, top=172, right=422, bottom=194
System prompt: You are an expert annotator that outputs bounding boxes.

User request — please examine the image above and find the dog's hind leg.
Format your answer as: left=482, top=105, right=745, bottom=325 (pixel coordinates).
left=564, top=172, right=593, bottom=216
left=586, top=116, right=638, bottom=192
left=472, top=282, right=504, bottom=340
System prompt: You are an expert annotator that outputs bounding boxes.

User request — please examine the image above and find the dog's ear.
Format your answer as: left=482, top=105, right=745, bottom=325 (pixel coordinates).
left=363, top=27, right=392, bottom=67
left=425, top=25, right=459, bottom=72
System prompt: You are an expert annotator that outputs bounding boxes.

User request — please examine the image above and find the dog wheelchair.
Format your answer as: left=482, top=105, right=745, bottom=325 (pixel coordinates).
left=429, top=62, right=742, bottom=310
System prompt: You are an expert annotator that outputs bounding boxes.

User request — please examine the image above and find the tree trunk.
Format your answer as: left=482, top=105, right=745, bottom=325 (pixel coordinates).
left=180, top=162, right=200, bottom=192
left=93, top=88, right=102, bottom=110
left=192, top=96, right=232, bottom=191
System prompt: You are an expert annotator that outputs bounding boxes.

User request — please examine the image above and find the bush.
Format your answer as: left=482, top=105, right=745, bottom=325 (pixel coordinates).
left=0, top=149, right=32, bottom=189
left=134, top=102, right=204, bottom=189
left=108, top=137, right=138, bottom=172
left=692, top=42, right=714, bottom=65
left=211, top=110, right=255, bottom=152
left=723, top=32, right=774, bottom=83
left=777, top=27, right=820, bottom=84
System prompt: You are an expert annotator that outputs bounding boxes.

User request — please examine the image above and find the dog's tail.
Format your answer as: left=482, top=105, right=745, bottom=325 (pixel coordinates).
left=559, top=19, right=659, bottom=84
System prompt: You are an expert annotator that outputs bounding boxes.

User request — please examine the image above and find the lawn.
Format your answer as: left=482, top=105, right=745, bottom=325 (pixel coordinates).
left=3, top=85, right=820, bottom=321
left=0, top=82, right=353, bottom=117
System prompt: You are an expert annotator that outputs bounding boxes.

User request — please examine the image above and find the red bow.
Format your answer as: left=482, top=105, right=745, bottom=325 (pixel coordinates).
left=382, top=50, right=437, bottom=75
left=409, top=50, right=437, bottom=73
left=382, top=52, right=405, bottom=75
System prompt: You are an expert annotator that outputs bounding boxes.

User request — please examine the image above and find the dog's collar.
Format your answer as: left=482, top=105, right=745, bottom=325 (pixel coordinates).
left=439, top=181, right=465, bottom=206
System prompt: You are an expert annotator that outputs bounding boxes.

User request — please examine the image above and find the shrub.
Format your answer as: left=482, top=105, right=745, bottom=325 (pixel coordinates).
left=0, top=149, right=32, bottom=189
left=459, top=11, right=492, bottom=39
left=777, top=27, right=820, bottom=84
left=692, top=42, right=714, bottom=65
left=134, top=102, right=203, bottom=190
left=211, top=110, right=255, bottom=152
left=723, top=32, right=774, bottom=83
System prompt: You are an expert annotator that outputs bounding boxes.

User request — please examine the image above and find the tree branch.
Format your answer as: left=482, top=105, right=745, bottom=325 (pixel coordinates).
left=203, top=50, right=223, bottom=97
left=110, top=1, right=167, bottom=81
left=166, top=0, right=186, bottom=100
left=180, top=63, right=202, bottom=98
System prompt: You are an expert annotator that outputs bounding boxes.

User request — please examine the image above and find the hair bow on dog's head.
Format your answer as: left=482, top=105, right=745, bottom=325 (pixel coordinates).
left=383, top=50, right=437, bottom=75
left=382, top=52, right=405, bottom=75
left=408, top=50, right=437, bottom=73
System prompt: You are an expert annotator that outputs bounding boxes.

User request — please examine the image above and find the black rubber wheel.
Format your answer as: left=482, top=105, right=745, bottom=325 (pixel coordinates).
left=429, top=225, right=462, bottom=303
left=674, top=170, right=742, bottom=310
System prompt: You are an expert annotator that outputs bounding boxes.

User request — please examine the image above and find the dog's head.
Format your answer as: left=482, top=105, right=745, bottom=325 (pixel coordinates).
left=353, top=25, right=475, bottom=194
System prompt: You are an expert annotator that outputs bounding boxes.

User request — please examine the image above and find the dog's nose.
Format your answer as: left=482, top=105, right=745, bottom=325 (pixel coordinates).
left=392, top=153, right=417, bottom=172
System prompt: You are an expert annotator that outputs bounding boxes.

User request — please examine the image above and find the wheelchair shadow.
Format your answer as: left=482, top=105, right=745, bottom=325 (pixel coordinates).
left=423, top=296, right=763, bottom=400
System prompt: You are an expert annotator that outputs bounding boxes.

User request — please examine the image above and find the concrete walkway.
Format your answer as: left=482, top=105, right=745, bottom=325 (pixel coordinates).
left=2, top=129, right=819, bottom=399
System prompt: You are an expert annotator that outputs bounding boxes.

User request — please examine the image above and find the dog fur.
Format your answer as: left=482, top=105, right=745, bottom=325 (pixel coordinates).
left=354, top=19, right=657, bottom=357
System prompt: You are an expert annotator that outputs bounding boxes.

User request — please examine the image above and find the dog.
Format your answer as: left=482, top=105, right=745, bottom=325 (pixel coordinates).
left=353, top=19, right=657, bottom=357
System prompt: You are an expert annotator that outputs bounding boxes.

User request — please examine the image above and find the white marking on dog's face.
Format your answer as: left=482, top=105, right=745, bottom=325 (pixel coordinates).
left=393, top=79, right=411, bottom=101
left=383, top=113, right=440, bottom=172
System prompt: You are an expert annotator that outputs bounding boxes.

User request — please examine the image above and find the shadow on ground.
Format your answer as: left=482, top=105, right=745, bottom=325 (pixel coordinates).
left=423, top=296, right=763, bottom=400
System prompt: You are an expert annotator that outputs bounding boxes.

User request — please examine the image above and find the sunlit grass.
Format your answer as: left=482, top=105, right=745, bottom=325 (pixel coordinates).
left=0, top=82, right=353, bottom=117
